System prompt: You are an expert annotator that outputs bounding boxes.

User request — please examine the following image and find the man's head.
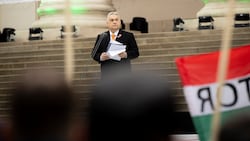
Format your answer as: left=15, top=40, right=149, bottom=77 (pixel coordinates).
left=10, top=69, right=76, bottom=140
left=88, top=71, right=177, bottom=141
left=106, top=11, right=121, bottom=33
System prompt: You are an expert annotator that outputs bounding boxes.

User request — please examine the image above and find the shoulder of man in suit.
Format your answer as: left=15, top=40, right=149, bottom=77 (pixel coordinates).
left=97, top=32, right=109, bottom=38
left=119, top=30, right=134, bottom=36
left=122, top=30, right=134, bottom=35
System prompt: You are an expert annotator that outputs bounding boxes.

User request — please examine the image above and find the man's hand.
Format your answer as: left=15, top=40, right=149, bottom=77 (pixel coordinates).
left=119, top=52, right=127, bottom=58
left=100, top=52, right=110, bottom=61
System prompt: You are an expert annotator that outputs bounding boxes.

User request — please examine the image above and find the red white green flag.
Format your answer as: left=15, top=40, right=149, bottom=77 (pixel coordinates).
left=175, top=44, right=250, bottom=141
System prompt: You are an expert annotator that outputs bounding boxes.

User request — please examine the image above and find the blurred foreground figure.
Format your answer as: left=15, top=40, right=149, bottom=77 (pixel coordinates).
left=218, top=112, right=250, bottom=141
left=88, top=71, right=177, bottom=141
left=10, top=70, right=76, bottom=141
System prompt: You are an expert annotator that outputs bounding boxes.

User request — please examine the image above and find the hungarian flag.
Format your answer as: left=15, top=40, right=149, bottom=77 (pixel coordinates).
left=175, top=44, right=250, bottom=141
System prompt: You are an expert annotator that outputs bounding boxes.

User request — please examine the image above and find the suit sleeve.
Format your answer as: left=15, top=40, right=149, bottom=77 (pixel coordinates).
left=126, top=33, right=139, bottom=59
left=92, top=34, right=102, bottom=62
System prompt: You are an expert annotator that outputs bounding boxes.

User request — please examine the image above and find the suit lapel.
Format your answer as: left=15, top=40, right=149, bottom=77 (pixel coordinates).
left=106, top=31, right=110, bottom=41
left=116, top=30, right=123, bottom=43
left=101, top=31, right=110, bottom=51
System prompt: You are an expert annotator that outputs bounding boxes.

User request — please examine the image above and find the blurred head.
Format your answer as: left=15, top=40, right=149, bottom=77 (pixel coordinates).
left=106, top=11, right=121, bottom=32
left=218, top=112, right=250, bottom=141
left=10, top=69, right=75, bottom=140
left=88, top=71, right=176, bottom=141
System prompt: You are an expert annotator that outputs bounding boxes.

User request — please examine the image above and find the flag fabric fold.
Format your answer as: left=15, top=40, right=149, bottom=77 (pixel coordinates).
left=175, top=44, right=250, bottom=141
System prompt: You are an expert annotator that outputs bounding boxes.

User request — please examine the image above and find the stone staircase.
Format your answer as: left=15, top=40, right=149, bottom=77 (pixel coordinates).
left=0, top=28, right=250, bottom=118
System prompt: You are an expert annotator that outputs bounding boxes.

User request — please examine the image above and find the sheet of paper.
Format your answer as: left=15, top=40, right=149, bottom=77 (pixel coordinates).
left=110, top=40, right=123, bottom=45
left=109, top=54, right=122, bottom=61
left=107, top=42, right=126, bottom=61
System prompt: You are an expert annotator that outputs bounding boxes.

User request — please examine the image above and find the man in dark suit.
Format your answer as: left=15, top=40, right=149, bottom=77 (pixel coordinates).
left=91, top=12, right=139, bottom=78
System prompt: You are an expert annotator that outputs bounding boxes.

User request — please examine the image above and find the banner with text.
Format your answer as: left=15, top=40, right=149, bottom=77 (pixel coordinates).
left=175, top=44, right=250, bottom=141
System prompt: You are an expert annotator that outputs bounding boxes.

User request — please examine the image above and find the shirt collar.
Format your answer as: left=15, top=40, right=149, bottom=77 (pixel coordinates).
left=109, top=30, right=119, bottom=36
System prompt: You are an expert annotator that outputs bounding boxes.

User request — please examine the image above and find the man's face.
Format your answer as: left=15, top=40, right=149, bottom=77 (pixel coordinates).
left=107, top=14, right=121, bottom=32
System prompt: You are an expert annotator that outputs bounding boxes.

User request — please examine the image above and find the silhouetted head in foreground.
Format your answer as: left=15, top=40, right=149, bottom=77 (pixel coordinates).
left=88, top=71, right=176, bottom=141
left=218, top=112, right=250, bottom=141
left=10, top=70, right=75, bottom=141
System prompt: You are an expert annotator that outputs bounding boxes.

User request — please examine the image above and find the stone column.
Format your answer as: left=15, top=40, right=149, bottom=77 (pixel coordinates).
left=32, top=0, right=115, bottom=37
left=197, top=0, right=250, bottom=17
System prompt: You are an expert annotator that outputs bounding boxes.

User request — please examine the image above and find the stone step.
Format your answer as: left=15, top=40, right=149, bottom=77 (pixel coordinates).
left=1, top=27, right=249, bottom=47
left=139, top=46, right=219, bottom=56
left=135, top=27, right=250, bottom=38
left=0, top=60, right=87, bottom=69
left=0, top=79, right=183, bottom=97
left=0, top=59, right=176, bottom=71
left=0, top=65, right=180, bottom=80
left=0, top=38, right=249, bottom=61
left=0, top=82, right=183, bottom=99
left=0, top=34, right=249, bottom=55
left=0, top=37, right=94, bottom=48
left=0, top=42, right=249, bottom=76
left=0, top=68, right=181, bottom=85
left=136, top=33, right=250, bottom=45
left=1, top=28, right=249, bottom=49
left=0, top=66, right=181, bottom=84
left=0, top=43, right=219, bottom=57
left=0, top=77, right=182, bottom=89
left=0, top=89, right=187, bottom=109
left=0, top=47, right=247, bottom=86
left=0, top=29, right=249, bottom=115
left=0, top=81, right=182, bottom=98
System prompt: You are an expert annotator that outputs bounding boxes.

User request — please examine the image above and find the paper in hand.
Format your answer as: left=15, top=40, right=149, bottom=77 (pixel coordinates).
left=107, top=41, right=126, bottom=61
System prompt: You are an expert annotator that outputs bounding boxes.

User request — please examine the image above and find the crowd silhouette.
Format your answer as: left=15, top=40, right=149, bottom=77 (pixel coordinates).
left=87, top=71, right=177, bottom=141
left=0, top=67, right=248, bottom=141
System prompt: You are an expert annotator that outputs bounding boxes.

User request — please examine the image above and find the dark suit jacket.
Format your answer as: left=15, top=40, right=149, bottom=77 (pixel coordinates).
left=92, top=30, right=139, bottom=77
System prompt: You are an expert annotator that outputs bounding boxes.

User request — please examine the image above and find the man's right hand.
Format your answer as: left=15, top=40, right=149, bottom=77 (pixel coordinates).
left=100, top=52, right=110, bottom=61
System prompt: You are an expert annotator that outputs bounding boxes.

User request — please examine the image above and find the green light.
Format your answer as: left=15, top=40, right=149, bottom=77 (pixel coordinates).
left=71, top=6, right=87, bottom=14
left=37, top=7, right=87, bottom=16
left=37, top=0, right=88, bottom=16
left=37, top=0, right=87, bottom=16
left=37, top=8, right=58, bottom=16
left=44, top=8, right=58, bottom=14
left=202, top=0, right=209, bottom=4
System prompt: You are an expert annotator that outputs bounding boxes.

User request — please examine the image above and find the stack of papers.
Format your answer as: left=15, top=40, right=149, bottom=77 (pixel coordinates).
left=107, top=41, right=126, bottom=61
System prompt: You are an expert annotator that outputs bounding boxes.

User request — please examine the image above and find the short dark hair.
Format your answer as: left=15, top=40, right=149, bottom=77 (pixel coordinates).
left=88, top=71, right=176, bottom=141
left=10, top=70, right=75, bottom=139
